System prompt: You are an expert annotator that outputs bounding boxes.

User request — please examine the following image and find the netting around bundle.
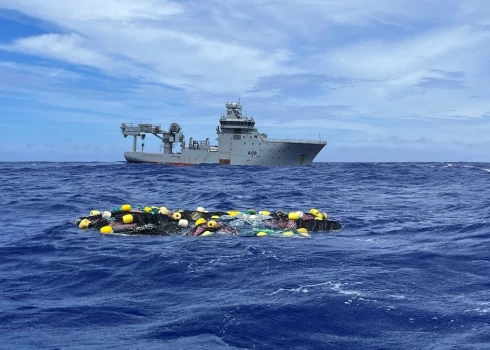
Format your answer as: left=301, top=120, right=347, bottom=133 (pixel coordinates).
left=74, top=205, right=342, bottom=238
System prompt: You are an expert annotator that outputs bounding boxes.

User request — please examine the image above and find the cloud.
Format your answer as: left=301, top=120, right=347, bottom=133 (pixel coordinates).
left=1, top=0, right=184, bottom=21
left=0, top=1, right=294, bottom=93
left=429, top=69, right=465, bottom=80
left=251, top=74, right=328, bottom=97
left=1, top=33, right=111, bottom=68
left=415, top=69, right=467, bottom=90
left=0, top=60, right=81, bottom=82
left=1, top=0, right=490, bottom=161
left=416, top=77, right=466, bottom=90
left=250, top=74, right=382, bottom=99
left=322, top=25, right=490, bottom=80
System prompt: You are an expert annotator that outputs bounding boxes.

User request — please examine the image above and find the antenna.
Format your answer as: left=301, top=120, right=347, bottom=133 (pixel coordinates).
left=319, top=133, right=321, bottom=141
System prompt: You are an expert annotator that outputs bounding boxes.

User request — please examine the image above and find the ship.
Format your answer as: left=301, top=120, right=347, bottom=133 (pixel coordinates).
left=120, top=101, right=327, bottom=166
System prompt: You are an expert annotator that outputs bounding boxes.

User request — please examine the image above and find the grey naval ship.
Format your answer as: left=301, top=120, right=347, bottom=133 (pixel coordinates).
left=120, top=102, right=327, bottom=166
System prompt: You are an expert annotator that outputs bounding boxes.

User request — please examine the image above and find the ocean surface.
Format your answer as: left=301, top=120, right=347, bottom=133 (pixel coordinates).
left=1, top=162, right=489, bottom=350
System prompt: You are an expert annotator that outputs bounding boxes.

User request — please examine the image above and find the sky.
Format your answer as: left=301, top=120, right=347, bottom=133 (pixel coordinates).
left=1, top=0, right=490, bottom=162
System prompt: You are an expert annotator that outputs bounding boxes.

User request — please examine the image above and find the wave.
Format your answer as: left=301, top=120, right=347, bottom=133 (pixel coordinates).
left=1, top=162, right=490, bottom=349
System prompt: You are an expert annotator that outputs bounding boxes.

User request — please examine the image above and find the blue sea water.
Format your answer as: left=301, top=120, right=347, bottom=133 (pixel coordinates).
left=0, top=162, right=489, bottom=350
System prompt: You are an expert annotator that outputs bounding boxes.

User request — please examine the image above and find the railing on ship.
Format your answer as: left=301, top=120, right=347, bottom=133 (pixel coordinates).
left=262, top=138, right=327, bottom=145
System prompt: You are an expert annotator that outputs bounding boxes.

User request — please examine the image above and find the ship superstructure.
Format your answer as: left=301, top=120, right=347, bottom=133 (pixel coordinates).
left=120, top=102, right=326, bottom=166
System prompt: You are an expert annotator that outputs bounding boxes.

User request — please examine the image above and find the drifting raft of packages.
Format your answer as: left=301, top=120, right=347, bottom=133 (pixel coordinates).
left=75, top=205, right=342, bottom=237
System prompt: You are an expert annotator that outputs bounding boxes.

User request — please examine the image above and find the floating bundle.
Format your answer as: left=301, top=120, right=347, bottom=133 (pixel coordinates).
left=74, top=205, right=342, bottom=237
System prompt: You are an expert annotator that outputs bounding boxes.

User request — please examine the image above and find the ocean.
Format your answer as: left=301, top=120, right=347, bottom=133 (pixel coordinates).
left=1, top=162, right=489, bottom=350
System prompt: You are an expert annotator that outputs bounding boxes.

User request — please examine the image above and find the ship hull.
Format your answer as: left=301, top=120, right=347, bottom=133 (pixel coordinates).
left=124, top=141, right=325, bottom=166
left=124, top=150, right=219, bottom=165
